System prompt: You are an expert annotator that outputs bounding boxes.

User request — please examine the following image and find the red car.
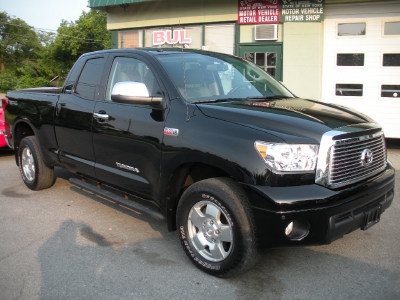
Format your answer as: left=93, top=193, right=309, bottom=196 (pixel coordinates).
left=0, top=101, right=9, bottom=148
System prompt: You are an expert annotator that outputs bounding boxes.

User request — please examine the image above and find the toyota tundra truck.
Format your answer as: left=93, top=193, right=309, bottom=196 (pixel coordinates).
left=2, top=48, right=395, bottom=277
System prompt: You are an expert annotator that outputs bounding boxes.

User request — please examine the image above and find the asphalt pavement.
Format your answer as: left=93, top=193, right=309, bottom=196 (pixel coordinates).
left=0, top=141, right=399, bottom=300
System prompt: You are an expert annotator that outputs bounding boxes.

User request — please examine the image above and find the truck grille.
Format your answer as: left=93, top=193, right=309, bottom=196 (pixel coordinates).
left=329, top=133, right=386, bottom=187
left=316, top=127, right=387, bottom=189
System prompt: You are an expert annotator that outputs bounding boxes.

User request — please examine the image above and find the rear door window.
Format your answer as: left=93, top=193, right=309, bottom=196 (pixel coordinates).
left=75, top=57, right=106, bottom=99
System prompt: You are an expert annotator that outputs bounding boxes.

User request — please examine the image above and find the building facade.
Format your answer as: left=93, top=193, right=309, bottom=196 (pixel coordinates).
left=89, top=0, right=400, bottom=138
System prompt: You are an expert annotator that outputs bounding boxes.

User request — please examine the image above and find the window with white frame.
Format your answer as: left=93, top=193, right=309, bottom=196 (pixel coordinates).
left=383, top=53, right=400, bottom=67
left=336, top=53, right=364, bottom=66
left=337, top=23, right=366, bottom=36
left=336, top=84, right=363, bottom=96
left=384, top=21, right=400, bottom=35
left=381, top=85, right=400, bottom=98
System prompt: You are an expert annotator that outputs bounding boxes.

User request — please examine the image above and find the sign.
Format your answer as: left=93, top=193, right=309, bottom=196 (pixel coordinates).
left=153, top=30, right=192, bottom=46
left=237, top=0, right=325, bottom=24
left=238, top=0, right=281, bottom=25
left=281, top=0, right=324, bottom=22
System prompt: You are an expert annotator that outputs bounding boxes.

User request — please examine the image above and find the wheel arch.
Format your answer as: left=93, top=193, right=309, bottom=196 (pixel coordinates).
left=165, top=161, right=237, bottom=231
left=12, top=119, right=35, bottom=165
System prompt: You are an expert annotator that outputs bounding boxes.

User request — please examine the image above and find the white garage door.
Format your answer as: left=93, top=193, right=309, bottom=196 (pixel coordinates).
left=321, top=1, right=400, bottom=138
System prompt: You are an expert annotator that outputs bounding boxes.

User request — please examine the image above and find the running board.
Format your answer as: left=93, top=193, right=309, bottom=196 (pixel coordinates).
left=69, top=177, right=166, bottom=221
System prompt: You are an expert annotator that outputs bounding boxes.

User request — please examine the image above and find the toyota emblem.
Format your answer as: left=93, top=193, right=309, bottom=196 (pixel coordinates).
left=361, top=149, right=373, bottom=167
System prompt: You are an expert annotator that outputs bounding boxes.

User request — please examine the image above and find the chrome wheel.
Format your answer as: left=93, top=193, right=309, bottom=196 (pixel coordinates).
left=187, top=200, right=233, bottom=262
left=21, top=146, right=35, bottom=182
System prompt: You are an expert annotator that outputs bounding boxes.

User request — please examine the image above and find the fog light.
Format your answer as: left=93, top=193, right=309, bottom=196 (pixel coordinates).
left=284, top=219, right=310, bottom=241
left=285, top=222, right=294, bottom=236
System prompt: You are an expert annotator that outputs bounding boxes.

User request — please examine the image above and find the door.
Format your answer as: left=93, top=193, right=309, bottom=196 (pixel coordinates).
left=92, top=55, right=166, bottom=201
left=239, top=44, right=283, bottom=81
left=55, top=55, right=108, bottom=177
left=321, top=2, right=400, bottom=138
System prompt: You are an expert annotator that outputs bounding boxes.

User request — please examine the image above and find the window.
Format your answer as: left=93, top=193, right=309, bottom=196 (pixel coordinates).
left=381, top=85, right=400, bottom=98
left=156, top=52, right=293, bottom=102
left=119, top=30, right=143, bottom=48
left=338, top=23, right=366, bottom=36
left=337, top=54, right=364, bottom=66
left=245, top=52, right=277, bottom=77
left=75, top=57, right=106, bottom=99
left=383, top=54, right=400, bottom=67
left=106, top=57, right=159, bottom=101
left=384, top=22, right=400, bottom=35
left=204, top=24, right=235, bottom=55
left=336, top=84, right=363, bottom=96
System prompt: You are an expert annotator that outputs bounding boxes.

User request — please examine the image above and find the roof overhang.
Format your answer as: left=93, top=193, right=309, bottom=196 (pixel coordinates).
left=89, top=0, right=157, bottom=9
left=89, top=0, right=387, bottom=10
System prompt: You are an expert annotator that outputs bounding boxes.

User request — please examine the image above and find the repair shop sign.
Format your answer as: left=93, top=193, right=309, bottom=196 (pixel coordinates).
left=238, top=0, right=281, bottom=25
left=281, top=0, right=325, bottom=22
left=238, top=0, right=325, bottom=24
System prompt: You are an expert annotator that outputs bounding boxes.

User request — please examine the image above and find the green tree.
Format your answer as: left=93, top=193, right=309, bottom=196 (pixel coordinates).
left=0, top=9, right=111, bottom=92
left=50, top=10, right=111, bottom=81
left=0, top=11, right=42, bottom=72
left=0, top=11, right=50, bottom=91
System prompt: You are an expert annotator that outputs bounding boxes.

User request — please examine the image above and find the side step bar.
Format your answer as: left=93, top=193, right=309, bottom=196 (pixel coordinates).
left=69, top=177, right=166, bottom=221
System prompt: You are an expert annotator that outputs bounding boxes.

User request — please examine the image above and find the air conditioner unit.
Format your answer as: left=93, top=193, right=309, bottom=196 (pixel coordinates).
left=254, top=24, right=278, bottom=41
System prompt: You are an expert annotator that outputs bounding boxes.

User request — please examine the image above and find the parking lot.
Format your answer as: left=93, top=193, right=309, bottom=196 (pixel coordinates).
left=0, top=141, right=399, bottom=300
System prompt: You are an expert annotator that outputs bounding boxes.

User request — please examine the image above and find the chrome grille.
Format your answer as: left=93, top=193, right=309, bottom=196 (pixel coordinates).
left=329, top=133, right=386, bottom=187
left=315, top=125, right=387, bottom=189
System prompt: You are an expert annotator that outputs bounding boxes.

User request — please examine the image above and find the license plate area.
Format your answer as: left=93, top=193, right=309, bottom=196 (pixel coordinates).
left=361, top=205, right=381, bottom=230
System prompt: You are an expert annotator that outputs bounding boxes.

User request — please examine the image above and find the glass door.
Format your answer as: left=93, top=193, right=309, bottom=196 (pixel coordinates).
left=239, top=44, right=282, bottom=81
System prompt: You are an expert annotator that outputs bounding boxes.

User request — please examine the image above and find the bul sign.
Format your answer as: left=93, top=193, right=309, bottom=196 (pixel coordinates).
left=153, top=30, right=192, bottom=46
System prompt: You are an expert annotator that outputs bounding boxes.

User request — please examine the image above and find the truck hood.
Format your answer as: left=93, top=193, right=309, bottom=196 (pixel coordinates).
left=196, top=98, right=376, bottom=143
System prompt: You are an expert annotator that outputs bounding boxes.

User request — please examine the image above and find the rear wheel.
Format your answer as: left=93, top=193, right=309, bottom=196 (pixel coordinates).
left=177, top=177, right=259, bottom=277
left=18, top=136, right=54, bottom=190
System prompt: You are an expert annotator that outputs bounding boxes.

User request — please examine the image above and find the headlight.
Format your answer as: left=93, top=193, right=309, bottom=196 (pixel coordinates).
left=255, top=141, right=319, bottom=172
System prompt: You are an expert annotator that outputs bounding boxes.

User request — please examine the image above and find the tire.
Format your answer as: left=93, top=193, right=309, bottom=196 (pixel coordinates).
left=18, top=136, right=54, bottom=191
left=176, top=177, right=260, bottom=277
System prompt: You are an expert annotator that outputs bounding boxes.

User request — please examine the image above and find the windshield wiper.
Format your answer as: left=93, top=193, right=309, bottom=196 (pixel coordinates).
left=192, top=98, right=242, bottom=104
left=246, top=95, right=292, bottom=100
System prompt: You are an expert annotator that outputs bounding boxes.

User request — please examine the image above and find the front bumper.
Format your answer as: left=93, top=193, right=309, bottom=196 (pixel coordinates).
left=246, top=162, right=395, bottom=249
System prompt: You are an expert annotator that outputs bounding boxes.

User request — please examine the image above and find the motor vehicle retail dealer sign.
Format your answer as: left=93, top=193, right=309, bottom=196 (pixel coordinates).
left=238, top=0, right=325, bottom=24
left=238, top=0, right=281, bottom=24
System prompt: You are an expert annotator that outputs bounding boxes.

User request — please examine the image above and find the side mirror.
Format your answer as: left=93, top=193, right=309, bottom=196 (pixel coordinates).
left=111, top=81, right=162, bottom=108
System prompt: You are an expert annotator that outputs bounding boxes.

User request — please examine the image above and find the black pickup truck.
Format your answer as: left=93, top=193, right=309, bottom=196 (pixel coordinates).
left=2, top=48, right=395, bottom=277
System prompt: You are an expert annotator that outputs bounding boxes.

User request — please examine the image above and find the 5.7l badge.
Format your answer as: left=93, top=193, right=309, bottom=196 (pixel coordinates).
left=164, top=127, right=179, bottom=137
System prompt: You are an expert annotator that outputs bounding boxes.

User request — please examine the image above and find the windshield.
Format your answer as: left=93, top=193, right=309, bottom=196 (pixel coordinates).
left=156, top=51, right=294, bottom=103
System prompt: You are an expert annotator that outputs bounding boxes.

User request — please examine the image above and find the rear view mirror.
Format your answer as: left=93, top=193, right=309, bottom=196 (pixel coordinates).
left=111, top=81, right=162, bottom=107
left=206, top=63, right=229, bottom=72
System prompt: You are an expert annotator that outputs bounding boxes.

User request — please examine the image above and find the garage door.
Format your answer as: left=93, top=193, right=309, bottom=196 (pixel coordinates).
left=321, top=1, right=400, bottom=138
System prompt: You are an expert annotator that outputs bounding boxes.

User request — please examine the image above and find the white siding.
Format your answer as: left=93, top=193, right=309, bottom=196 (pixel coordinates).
left=322, top=1, right=400, bottom=138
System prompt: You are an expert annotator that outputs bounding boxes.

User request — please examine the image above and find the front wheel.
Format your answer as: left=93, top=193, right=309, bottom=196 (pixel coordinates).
left=177, top=178, right=260, bottom=277
left=18, top=136, right=54, bottom=190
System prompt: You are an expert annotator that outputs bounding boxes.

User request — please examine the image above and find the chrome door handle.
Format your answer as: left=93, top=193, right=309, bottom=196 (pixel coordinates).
left=93, top=112, right=109, bottom=121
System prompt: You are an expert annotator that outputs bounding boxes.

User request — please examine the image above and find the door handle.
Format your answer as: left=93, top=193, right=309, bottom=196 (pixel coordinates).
left=93, top=112, right=109, bottom=121
left=55, top=102, right=62, bottom=116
